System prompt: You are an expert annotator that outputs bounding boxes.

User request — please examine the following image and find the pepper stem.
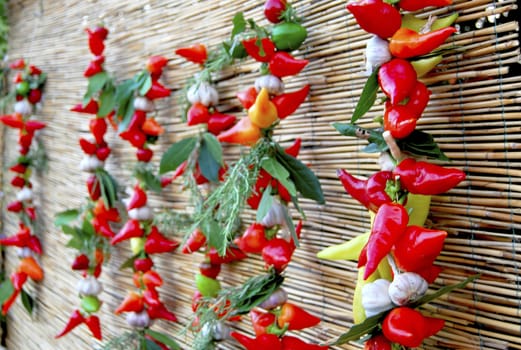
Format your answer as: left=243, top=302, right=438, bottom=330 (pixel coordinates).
left=420, top=15, right=438, bottom=34
left=387, top=254, right=400, bottom=278
left=383, top=131, right=403, bottom=162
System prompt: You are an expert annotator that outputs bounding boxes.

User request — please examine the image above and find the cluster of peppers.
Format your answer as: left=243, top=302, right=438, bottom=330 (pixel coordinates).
left=111, top=57, right=180, bottom=341
left=317, top=1, right=467, bottom=348
left=55, top=25, right=116, bottom=341
left=0, top=58, right=46, bottom=316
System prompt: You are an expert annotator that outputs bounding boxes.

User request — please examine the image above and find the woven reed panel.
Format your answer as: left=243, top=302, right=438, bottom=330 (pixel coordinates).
left=1, top=0, right=520, bottom=349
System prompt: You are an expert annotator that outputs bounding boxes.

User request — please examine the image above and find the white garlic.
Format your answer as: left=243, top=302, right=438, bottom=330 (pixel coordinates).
left=361, top=279, right=394, bottom=317
left=258, top=287, right=288, bottom=310
left=128, top=206, right=154, bottom=221
left=260, top=196, right=287, bottom=229
left=16, top=187, right=33, bottom=202
left=212, top=321, right=231, bottom=341
left=17, top=247, right=33, bottom=259
left=126, top=310, right=150, bottom=328
left=378, top=152, right=395, bottom=172
left=254, top=75, right=284, bottom=95
left=79, top=155, right=104, bottom=173
left=365, top=36, right=391, bottom=76
left=76, top=276, right=104, bottom=296
left=187, top=83, right=219, bottom=106
left=388, top=272, right=428, bottom=306
left=14, top=100, right=32, bottom=116
left=133, top=96, right=155, bottom=112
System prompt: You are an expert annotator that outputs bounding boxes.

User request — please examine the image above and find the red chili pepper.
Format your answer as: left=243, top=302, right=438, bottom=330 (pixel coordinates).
left=231, top=332, right=282, bottom=350
left=83, top=56, right=105, bottom=77
left=383, top=103, right=417, bottom=139
left=262, top=238, right=295, bottom=272
left=0, top=113, right=25, bottom=129
left=187, top=102, right=210, bottom=126
left=145, top=80, right=171, bottom=100
left=272, top=84, right=310, bottom=119
left=27, top=235, right=42, bottom=254
left=144, top=226, right=179, bottom=254
left=146, top=55, right=169, bottom=79
left=382, top=307, right=444, bottom=348
left=181, top=228, right=207, bottom=254
left=281, top=335, right=328, bottom=350
left=366, top=170, right=393, bottom=209
left=217, top=117, right=262, bottom=146
left=127, top=184, right=147, bottom=210
left=119, top=129, right=147, bottom=148
left=86, top=26, right=108, bottom=56
left=142, top=117, right=164, bottom=136
left=1, top=288, right=21, bottom=315
left=71, top=254, right=90, bottom=270
left=13, top=72, right=24, bottom=83
left=11, top=271, right=28, bottom=291
left=115, top=291, right=144, bottom=314
left=92, top=216, right=115, bottom=239
left=175, top=44, right=208, bottom=65
left=364, top=334, right=392, bottom=350
left=360, top=202, right=409, bottom=279
left=96, top=146, right=111, bottom=161
left=79, top=138, right=97, bottom=155
left=264, top=0, right=287, bottom=23
left=399, top=0, right=452, bottom=11
left=28, top=89, right=42, bottom=104
left=146, top=301, right=178, bottom=322
left=338, top=169, right=373, bottom=210
left=7, top=201, right=24, bottom=213
left=250, top=309, right=276, bottom=336
left=237, top=86, right=258, bottom=109
left=389, top=27, right=457, bottom=59
left=277, top=302, right=321, bottom=331
left=238, top=223, right=269, bottom=254
left=110, top=219, right=144, bottom=245
left=378, top=59, right=417, bottom=104
left=71, top=99, right=99, bottom=114
left=242, top=38, right=277, bottom=62
left=207, top=112, right=237, bottom=135
left=11, top=175, right=26, bottom=188
left=346, top=0, right=402, bottom=39
left=89, top=118, right=107, bottom=145
left=199, top=262, right=222, bottom=279
left=393, top=226, right=447, bottom=272
left=18, top=256, right=44, bottom=281
left=416, top=264, right=443, bottom=284
left=9, top=58, right=26, bottom=69
left=134, top=257, right=154, bottom=272
left=0, top=229, right=30, bottom=249
left=207, top=247, right=248, bottom=265
left=93, top=198, right=120, bottom=222
left=55, top=309, right=86, bottom=338
left=29, top=64, right=42, bottom=75
left=394, top=158, right=466, bottom=195
left=137, top=148, right=154, bottom=162
left=84, top=315, right=102, bottom=340
left=143, top=287, right=161, bottom=307
left=404, top=81, right=431, bottom=118
left=86, top=174, right=101, bottom=200
left=269, top=52, right=309, bottom=78
left=24, top=120, right=46, bottom=133
left=127, top=110, right=147, bottom=130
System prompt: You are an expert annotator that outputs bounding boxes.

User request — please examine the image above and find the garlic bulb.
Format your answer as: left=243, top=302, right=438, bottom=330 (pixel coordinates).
left=17, top=247, right=33, bottom=259
left=378, top=152, right=395, bottom=172
left=126, top=310, right=150, bottom=329
left=14, top=100, right=32, bottom=116
left=361, top=279, right=393, bottom=317
left=212, top=321, right=231, bottom=341
left=258, top=287, right=288, bottom=310
left=260, top=196, right=287, bottom=228
left=365, top=35, right=391, bottom=76
left=76, top=276, right=104, bottom=296
left=133, top=96, right=155, bottom=112
left=79, top=155, right=104, bottom=173
left=187, top=83, right=219, bottom=106
left=388, top=272, right=428, bottom=305
left=128, top=206, right=154, bottom=221
left=254, top=75, right=284, bottom=95
left=16, top=187, right=33, bottom=202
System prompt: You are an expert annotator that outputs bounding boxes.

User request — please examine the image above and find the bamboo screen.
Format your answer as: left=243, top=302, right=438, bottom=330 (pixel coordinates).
left=1, top=0, right=520, bottom=349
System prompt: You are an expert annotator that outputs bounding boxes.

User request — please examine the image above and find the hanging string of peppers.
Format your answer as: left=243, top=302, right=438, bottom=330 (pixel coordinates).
left=317, top=1, right=478, bottom=348
left=0, top=58, right=46, bottom=317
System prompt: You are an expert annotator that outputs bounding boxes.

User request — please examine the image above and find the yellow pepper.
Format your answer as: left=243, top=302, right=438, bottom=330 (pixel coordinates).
left=353, top=266, right=380, bottom=324
left=411, top=55, right=444, bottom=78
left=405, top=193, right=432, bottom=226
left=401, top=13, right=459, bottom=33
left=317, top=232, right=369, bottom=261
left=248, top=87, right=278, bottom=128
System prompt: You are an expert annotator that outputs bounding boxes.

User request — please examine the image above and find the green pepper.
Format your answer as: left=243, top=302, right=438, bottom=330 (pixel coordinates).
left=271, top=22, right=307, bottom=51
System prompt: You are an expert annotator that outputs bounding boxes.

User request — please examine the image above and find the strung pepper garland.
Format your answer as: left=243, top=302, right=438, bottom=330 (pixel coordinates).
left=0, top=58, right=46, bottom=316
left=317, top=1, right=477, bottom=349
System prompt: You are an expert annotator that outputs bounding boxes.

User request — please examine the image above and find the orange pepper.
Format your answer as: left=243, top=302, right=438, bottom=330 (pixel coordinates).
left=389, top=27, right=457, bottom=59
left=248, top=88, right=278, bottom=128
left=142, top=117, right=164, bottom=136
left=18, top=256, right=44, bottom=281
left=217, top=117, right=261, bottom=146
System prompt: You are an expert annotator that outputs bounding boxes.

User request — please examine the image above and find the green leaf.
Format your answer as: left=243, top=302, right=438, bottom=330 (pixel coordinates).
left=411, top=274, right=480, bottom=308
left=145, top=330, right=181, bottom=350
left=198, top=142, right=221, bottom=183
left=261, top=157, right=297, bottom=197
left=61, top=224, right=77, bottom=236
left=333, top=123, right=388, bottom=152
left=275, top=146, right=324, bottom=204
left=115, top=78, right=138, bottom=132
left=98, top=85, right=116, bottom=117
left=54, top=209, right=80, bottom=227
left=144, top=338, right=162, bottom=350
left=0, top=280, right=14, bottom=305
left=81, top=217, right=96, bottom=237
left=20, top=289, right=34, bottom=315
left=134, top=165, right=162, bottom=193
left=120, top=255, right=138, bottom=270
left=256, top=185, right=273, bottom=222
left=231, top=12, right=247, bottom=38
left=138, top=73, right=152, bottom=96
left=202, top=218, right=225, bottom=253
left=397, top=130, right=449, bottom=161
left=96, top=169, right=119, bottom=207
left=281, top=202, right=298, bottom=247
left=83, top=72, right=109, bottom=106
left=351, top=69, right=379, bottom=124
left=328, top=314, right=383, bottom=345
left=160, top=137, right=197, bottom=174
left=202, top=133, right=223, bottom=165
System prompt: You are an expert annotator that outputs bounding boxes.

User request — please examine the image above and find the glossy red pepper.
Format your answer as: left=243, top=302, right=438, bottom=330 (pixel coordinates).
left=145, top=80, right=171, bottom=100
left=18, top=256, right=44, bottom=281
left=207, top=112, right=237, bottom=135
left=338, top=169, right=372, bottom=210
left=143, top=287, right=161, bottom=307
left=250, top=309, right=276, bottom=336
left=360, top=202, right=409, bottom=279
left=7, top=201, right=24, bottom=213
left=96, top=146, right=111, bottom=161
left=24, top=120, right=46, bottom=133
left=86, top=174, right=101, bottom=200
left=207, top=247, right=248, bottom=265
left=199, top=262, right=221, bottom=279
left=1, top=288, right=21, bottom=315
left=237, top=86, right=258, bottom=109
left=86, top=26, right=108, bottom=56
left=146, top=55, right=169, bottom=79
left=55, top=309, right=86, bottom=338
left=127, top=184, right=147, bottom=210
left=0, top=225, right=30, bottom=248
left=383, top=103, right=417, bottom=139
left=394, top=158, right=466, bottom=195
left=399, top=0, right=452, bottom=11
left=9, top=58, right=26, bottom=69
left=262, top=238, right=295, bottom=272
left=416, top=264, right=443, bottom=284
left=366, top=171, right=393, bottom=209
left=71, top=254, right=90, bottom=270
left=93, top=198, right=120, bottom=222
left=137, top=148, right=154, bottom=162
left=238, top=223, right=269, bottom=254
left=110, top=219, right=144, bottom=245
left=382, top=307, right=444, bottom=348
left=346, top=0, right=402, bottom=39
left=146, top=301, right=177, bottom=322
left=217, top=117, right=262, bottom=146
left=119, top=129, right=147, bottom=148
left=0, top=113, right=24, bottom=129
left=404, top=81, right=431, bottom=118
left=364, top=334, right=392, bottom=350
left=389, top=27, right=457, bottom=59
left=187, top=102, right=210, bottom=126
left=264, top=0, right=287, bottom=23
left=84, top=315, right=102, bottom=340
left=272, top=84, right=310, bottom=119
left=393, top=225, right=447, bottom=272
left=11, top=175, right=26, bottom=188
left=277, top=302, right=321, bottom=330
left=79, top=138, right=97, bottom=155
left=175, top=44, right=208, bottom=65
left=281, top=335, right=328, bottom=350
left=134, top=257, right=154, bottom=272
left=28, top=89, right=43, bottom=104
left=89, top=118, right=107, bottom=145
left=11, top=271, right=28, bottom=291
left=181, top=228, right=207, bottom=254
left=83, top=56, right=105, bottom=77
left=242, top=37, right=277, bottom=62
left=142, top=118, right=164, bottom=136
left=231, top=332, right=282, bottom=350
left=378, top=59, right=418, bottom=104
left=115, top=291, right=144, bottom=314
left=144, top=226, right=179, bottom=254
left=269, top=52, right=309, bottom=78
left=71, top=99, right=99, bottom=114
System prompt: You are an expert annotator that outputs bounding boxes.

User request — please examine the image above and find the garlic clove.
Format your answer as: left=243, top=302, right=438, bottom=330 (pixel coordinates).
left=388, top=272, right=428, bottom=306
left=362, top=279, right=394, bottom=317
